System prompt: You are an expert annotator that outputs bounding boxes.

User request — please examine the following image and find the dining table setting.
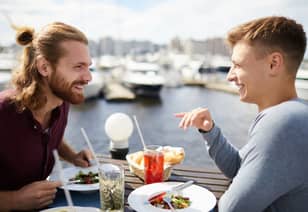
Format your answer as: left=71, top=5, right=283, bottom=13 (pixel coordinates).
left=44, top=119, right=230, bottom=212
left=45, top=152, right=230, bottom=212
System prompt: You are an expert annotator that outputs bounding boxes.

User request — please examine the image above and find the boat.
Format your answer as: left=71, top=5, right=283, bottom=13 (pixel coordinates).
left=0, top=72, right=11, bottom=91
left=122, top=62, right=165, bottom=97
left=296, top=69, right=308, bottom=100
left=84, top=67, right=104, bottom=99
left=180, top=60, right=204, bottom=86
left=103, top=82, right=136, bottom=101
left=0, top=53, right=16, bottom=91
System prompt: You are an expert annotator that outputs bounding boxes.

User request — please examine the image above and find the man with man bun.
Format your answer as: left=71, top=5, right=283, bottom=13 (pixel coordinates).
left=0, top=22, right=94, bottom=211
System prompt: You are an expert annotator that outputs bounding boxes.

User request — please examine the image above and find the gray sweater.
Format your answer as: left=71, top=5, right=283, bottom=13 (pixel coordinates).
left=201, top=98, right=308, bottom=212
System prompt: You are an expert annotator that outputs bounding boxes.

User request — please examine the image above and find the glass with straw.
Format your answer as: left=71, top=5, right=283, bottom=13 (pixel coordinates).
left=133, top=115, right=164, bottom=184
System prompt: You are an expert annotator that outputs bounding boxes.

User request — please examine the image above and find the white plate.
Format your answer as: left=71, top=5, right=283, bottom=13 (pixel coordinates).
left=49, top=166, right=99, bottom=192
left=41, top=206, right=100, bottom=212
left=128, top=182, right=216, bottom=212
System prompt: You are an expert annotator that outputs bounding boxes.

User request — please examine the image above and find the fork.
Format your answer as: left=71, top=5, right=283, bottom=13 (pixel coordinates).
left=66, top=176, right=99, bottom=185
left=148, top=180, right=194, bottom=202
left=163, top=195, right=177, bottom=212
left=66, top=179, right=82, bottom=185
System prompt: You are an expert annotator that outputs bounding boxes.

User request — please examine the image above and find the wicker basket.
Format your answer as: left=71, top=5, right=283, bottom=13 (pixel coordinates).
left=126, top=152, right=173, bottom=181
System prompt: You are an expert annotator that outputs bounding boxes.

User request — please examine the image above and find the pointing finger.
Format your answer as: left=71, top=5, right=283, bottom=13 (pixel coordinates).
left=174, top=112, right=186, bottom=118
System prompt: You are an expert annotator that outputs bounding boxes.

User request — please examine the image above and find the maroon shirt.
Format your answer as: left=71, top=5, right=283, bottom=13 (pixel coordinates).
left=0, top=90, right=69, bottom=190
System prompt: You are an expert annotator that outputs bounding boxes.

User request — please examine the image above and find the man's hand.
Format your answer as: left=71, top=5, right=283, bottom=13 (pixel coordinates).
left=72, top=149, right=94, bottom=167
left=174, top=107, right=214, bottom=132
left=58, top=141, right=94, bottom=167
left=13, top=180, right=61, bottom=211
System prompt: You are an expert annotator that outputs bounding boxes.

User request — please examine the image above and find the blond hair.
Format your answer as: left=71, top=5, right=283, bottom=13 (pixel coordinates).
left=227, top=16, right=306, bottom=74
left=11, top=22, right=88, bottom=111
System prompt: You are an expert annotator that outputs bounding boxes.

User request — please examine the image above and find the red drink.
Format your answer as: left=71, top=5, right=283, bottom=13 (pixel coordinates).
left=144, top=146, right=164, bottom=184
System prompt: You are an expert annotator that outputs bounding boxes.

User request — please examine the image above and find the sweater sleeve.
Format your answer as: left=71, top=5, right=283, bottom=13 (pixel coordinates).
left=214, top=103, right=307, bottom=212
left=201, top=125, right=241, bottom=179
left=217, top=133, right=300, bottom=212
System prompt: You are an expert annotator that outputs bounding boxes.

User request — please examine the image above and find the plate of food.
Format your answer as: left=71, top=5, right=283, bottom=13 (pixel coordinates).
left=128, top=181, right=216, bottom=212
left=49, top=166, right=99, bottom=192
left=41, top=206, right=101, bottom=212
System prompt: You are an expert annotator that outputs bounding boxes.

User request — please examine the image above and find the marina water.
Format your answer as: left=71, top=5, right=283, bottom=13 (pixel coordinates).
left=65, top=86, right=257, bottom=169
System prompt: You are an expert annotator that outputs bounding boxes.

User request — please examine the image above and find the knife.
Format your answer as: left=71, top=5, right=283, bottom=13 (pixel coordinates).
left=148, top=180, right=194, bottom=202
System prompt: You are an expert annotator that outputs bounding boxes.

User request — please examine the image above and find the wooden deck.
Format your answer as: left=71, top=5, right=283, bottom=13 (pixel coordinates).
left=98, top=155, right=231, bottom=211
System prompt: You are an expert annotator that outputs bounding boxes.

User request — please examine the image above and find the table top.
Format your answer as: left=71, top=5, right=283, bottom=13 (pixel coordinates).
left=49, top=155, right=230, bottom=212
left=102, top=155, right=230, bottom=211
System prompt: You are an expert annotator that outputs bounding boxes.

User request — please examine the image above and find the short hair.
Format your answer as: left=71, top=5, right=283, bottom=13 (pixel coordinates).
left=227, top=16, right=306, bottom=74
left=11, top=22, right=88, bottom=111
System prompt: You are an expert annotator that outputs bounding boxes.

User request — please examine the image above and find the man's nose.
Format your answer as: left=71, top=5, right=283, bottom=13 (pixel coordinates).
left=84, top=68, right=92, bottom=83
left=226, top=67, right=235, bottom=81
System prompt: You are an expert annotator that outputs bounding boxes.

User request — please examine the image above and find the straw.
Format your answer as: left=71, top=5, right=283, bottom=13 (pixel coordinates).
left=80, top=128, right=101, bottom=168
left=52, top=150, right=75, bottom=211
left=133, top=115, right=147, bottom=150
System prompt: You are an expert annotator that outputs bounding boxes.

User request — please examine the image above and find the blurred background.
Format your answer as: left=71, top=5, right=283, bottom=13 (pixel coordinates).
left=1, top=0, right=307, bottom=168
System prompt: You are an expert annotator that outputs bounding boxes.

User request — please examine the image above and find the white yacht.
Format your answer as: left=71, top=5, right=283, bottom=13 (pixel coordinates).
left=296, top=69, right=308, bottom=100
left=122, top=62, right=165, bottom=97
left=84, top=67, right=104, bottom=99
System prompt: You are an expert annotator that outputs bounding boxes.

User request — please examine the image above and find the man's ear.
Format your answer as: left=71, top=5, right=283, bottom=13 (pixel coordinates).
left=36, top=56, right=51, bottom=77
left=268, top=52, right=283, bottom=76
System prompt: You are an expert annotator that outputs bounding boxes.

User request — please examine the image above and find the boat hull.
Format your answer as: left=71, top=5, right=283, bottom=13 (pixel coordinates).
left=122, top=62, right=165, bottom=97
left=124, top=83, right=163, bottom=97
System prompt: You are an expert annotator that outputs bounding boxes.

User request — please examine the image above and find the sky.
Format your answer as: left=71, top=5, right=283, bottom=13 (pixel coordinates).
left=0, top=0, right=308, bottom=46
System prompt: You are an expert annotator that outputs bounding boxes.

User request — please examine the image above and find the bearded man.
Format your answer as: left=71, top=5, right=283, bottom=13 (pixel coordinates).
left=0, top=22, right=94, bottom=211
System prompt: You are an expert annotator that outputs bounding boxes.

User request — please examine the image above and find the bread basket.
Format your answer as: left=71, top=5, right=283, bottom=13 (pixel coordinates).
left=125, top=146, right=185, bottom=181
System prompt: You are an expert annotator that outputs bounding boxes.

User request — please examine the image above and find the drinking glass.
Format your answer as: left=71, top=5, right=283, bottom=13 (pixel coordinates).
left=99, top=164, right=124, bottom=212
left=144, top=145, right=164, bottom=184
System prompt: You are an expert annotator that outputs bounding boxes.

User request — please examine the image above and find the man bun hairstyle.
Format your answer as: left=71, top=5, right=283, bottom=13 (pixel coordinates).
left=16, top=26, right=35, bottom=46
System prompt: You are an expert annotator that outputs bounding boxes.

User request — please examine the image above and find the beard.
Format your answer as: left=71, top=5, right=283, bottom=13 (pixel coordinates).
left=49, top=71, right=86, bottom=104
